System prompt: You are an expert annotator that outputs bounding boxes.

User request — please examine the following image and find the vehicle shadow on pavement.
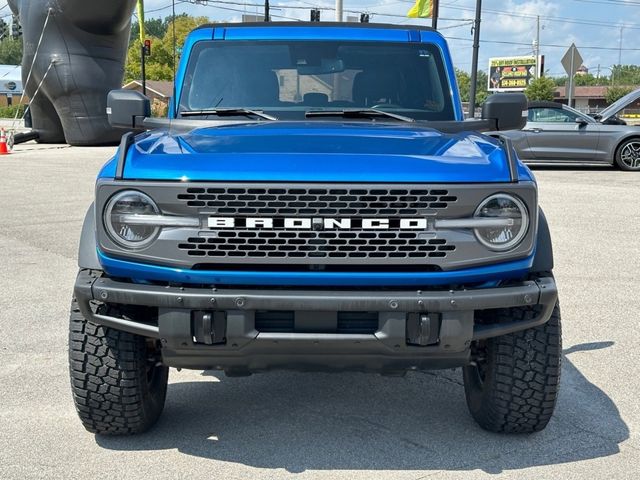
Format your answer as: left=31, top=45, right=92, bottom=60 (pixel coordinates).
left=97, top=341, right=627, bottom=474
left=528, top=164, right=616, bottom=171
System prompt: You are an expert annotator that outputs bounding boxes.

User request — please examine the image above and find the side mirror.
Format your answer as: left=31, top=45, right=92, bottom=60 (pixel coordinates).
left=482, top=93, right=528, bottom=131
left=107, top=89, right=151, bottom=129
left=575, top=117, right=588, bottom=126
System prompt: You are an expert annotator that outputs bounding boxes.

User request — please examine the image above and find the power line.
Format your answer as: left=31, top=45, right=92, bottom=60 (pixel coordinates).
left=138, top=0, right=640, bottom=52
left=570, top=0, right=640, bottom=6
left=140, top=0, right=640, bottom=32
left=444, top=35, right=640, bottom=52
left=434, top=1, right=640, bottom=31
left=177, top=0, right=420, bottom=20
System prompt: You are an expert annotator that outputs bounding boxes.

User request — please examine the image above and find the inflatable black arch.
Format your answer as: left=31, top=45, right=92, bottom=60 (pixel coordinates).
left=8, top=0, right=137, bottom=145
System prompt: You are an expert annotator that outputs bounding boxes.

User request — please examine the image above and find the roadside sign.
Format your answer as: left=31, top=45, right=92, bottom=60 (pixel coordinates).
left=487, top=56, right=542, bottom=92
left=561, top=44, right=583, bottom=107
left=561, top=43, right=583, bottom=76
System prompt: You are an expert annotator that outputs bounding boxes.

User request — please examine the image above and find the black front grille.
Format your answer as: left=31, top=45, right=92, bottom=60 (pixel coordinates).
left=178, top=231, right=456, bottom=259
left=177, top=187, right=457, bottom=216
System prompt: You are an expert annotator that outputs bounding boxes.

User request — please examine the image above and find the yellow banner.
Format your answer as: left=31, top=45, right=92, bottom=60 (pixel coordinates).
left=407, top=0, right=433, bottom=18
left=137, top=0, right=145, bottom=43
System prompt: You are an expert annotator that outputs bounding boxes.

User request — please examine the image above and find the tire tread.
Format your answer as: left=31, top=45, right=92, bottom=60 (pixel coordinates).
left=68, top=298, right=167, bottom=435
left=463, top=304, right=562, bottom=433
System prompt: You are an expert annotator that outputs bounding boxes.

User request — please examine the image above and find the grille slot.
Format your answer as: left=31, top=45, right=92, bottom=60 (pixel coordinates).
left=177, top=187, right=457, bottom=215
left=254, top=311, right=379, bottom=334
left=178, top=231, right=456, bottom=260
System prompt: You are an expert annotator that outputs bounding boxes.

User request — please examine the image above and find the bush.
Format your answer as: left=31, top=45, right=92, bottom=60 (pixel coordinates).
left=605, top=86, right=633, bottom=105
left=525, top=76, right=556, bottom=102
left=0, top=104, right=26, bottom=119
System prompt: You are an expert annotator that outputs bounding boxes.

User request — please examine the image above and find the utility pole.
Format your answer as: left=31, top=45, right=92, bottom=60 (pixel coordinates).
left=432, top=0, right=440, bottom=30
left=137, top=0, right=146, bottom=95
left=618, top=26, right=623, bottom=65
left=611, top=66, right=615, bottom=86
left=535, top=15, right=540, bottom=78
left=335, top=0, right=343, bottom=21
left=468, top=0, right=482, bottom=118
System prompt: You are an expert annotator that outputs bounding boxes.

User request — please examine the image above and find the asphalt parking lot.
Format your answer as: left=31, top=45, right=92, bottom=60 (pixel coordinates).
left=1, top=144, right=638, bottom=479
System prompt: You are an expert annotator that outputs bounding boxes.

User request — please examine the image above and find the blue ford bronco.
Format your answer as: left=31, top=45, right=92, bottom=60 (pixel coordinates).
left=70, top=22, right=561, bottom=435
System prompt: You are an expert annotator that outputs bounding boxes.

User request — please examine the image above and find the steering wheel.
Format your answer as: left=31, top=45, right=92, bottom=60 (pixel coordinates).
left=371, top=103, right=402, bottom=109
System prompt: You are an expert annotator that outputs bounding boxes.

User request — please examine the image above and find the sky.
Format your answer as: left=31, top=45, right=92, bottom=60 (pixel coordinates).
left=142, top=0, right=640, bottom=78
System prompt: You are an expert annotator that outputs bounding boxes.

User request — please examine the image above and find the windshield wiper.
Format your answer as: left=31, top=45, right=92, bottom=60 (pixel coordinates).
left=305, top=108, right=414, bottom=123
left=180, top=108, right=277, bottom=121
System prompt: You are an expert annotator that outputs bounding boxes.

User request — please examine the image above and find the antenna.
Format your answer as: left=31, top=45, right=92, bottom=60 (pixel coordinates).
left=172, top=0, right=178, bottom=118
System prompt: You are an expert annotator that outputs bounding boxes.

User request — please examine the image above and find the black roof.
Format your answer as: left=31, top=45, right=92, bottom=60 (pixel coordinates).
left=195, top=22, right=436, bottom=32
left=527, top=101, right=563, bottom=110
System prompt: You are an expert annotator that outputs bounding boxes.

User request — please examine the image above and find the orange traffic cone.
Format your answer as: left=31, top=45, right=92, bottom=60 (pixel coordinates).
left=0, top=129, right=9, bottom=155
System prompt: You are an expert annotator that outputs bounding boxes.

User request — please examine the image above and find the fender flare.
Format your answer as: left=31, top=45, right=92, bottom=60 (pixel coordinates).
left=78, top=203, right=101, bottom=270
left=532, top=207, right=554, bottom=273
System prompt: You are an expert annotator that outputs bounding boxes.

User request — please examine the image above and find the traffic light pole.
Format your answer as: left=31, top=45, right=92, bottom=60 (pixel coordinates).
left=137, top=0, right=147, bottom=95
left=140, top=46, right=147, bottom=96
left=432, top=0, right=439, bottom=30
left=468, top=0, right=482, bottom=118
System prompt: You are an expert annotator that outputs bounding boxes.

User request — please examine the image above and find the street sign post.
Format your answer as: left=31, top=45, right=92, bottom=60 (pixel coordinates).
left=561, top=43, right=583, bottom=108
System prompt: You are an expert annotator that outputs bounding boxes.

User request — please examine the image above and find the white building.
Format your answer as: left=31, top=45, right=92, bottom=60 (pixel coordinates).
left=0, top=65, right=23, bottom=103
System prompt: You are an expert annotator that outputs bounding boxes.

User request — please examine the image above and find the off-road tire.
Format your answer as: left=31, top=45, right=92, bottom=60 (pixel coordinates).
left=462, top=303, right=562, bottom=433
left=68, top=298, right=169, bottom=435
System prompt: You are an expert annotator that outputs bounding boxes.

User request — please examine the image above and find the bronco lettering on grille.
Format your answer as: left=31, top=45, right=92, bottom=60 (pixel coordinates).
left=207, top=217, right=429, bottom=230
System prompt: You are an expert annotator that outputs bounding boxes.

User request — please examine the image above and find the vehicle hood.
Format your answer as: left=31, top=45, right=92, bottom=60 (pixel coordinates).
left=599, top=86, right=640, bottom=122
left=115, top=122, right=515, bottom=183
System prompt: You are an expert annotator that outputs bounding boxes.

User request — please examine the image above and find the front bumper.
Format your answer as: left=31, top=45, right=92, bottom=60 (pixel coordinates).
left=74, top=270, right=558, bottom=373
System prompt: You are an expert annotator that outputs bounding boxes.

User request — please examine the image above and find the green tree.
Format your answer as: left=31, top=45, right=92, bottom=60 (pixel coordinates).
left=524, top=76, right=556, bottom=101
left=130, top=17, right=168, bottom=42
left=611, top=65, right=640, bottom=86
left=475, top=71, right=489, bottom=105
left=125, top=15, right=211, bottom=82
left=455, top=68, right=470, bottom=99
left=575, top=73, right=602, bottom=86
left=455, top=68, right=489, bottom=105
left=0, top=37, right=23, bottom=65
left=606, top=86, right=633, bottom=104
left=554, top=74, right=610, bottom=87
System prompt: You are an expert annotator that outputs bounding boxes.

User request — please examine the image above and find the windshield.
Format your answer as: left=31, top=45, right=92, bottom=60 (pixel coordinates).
left=178, top=40, right=455, bottom=121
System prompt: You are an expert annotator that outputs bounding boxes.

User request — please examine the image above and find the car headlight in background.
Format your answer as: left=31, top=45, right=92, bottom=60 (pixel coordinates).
left=104, top=190, right=160, bottom=249
left=474, top=194, right=529, bottom=251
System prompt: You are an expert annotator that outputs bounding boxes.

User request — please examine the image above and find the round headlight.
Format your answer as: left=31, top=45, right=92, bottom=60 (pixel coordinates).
left=104, top=190, right=160, bottom=249
left=474, top=194, right=529, bottom=251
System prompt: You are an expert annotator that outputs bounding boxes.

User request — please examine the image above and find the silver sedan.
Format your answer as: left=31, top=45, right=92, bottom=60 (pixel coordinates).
left=500, top=92, right=640, bottom=171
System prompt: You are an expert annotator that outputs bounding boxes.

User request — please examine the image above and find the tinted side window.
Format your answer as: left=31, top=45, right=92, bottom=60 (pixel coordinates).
left=529, top=107, right=578, bottom=123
